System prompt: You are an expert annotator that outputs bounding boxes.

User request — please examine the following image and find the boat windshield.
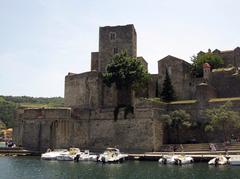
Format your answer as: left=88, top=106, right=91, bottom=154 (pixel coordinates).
left=105, top=148, right=120, bottom=153
left=84, top=150, right=89, bottom=154
left=53, top=149, right=68, bottom=152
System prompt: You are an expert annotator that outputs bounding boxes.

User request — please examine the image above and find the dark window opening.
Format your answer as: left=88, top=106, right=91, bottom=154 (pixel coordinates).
left=113, top=48, right=119, bottom=54
left=110, top=32, right=116, bottom=40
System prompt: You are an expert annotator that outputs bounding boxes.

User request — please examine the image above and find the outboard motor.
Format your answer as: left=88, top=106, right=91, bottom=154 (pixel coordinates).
left=162, top=157, right=167, bottom=164
left=174, top=158, right=182, bottom=165
left=215, top=158, right=219, bottom=166
left=102, top=157, right=106, bottom=163
left=74, top=154, right=80, bottom=162
left=96, top=155, right=100, bottom=162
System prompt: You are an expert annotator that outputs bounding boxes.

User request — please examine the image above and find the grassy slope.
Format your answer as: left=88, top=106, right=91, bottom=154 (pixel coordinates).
left=0, top=96, right=64, bottom=128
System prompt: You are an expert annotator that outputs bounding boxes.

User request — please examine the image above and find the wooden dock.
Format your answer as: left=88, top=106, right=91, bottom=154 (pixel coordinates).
left=0, top=147, right=40, bottom=156
left=127, top=151, right=240, bottom=162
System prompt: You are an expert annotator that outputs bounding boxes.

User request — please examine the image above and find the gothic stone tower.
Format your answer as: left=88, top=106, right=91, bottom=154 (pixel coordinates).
left=91, top=24, right=137, bottom=72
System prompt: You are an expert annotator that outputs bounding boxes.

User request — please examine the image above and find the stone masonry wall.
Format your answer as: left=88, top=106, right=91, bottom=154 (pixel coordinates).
left=14, top=98, right=240, bottom=151
left=64, top=71, right=102, bottom=109
left=98, top=24, right=137, bottom=72
left=14, top=104, right=165, bottom=152
left=13, top=108, right=71, bottom=151
left=209, top=69, right=240, bottom=98
left=166, top=99, right=240, bottom=143
left=158, top=56, right=193, bottom=99
left=91, top=52, right=99, bottom=71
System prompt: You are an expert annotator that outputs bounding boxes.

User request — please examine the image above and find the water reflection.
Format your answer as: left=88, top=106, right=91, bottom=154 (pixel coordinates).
left=1, top=157, right=240, bottom=179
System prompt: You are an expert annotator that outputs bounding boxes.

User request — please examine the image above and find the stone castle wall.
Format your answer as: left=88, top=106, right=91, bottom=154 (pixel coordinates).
left=14, top=104, right=165, bottom=152
left=167, top=99, right=240, bottom=143
left=91, top=52, right=99, bottom=71
left=219, top=51, right=235, bottom=67
left=13, top=24, right=240, bottom=152
left=14, top=98, right=240, bottom=151
left=98, top=24, right=137, bottom=72
left=158, top=56, right=193, bottom=99
left=209, top=69, right=240, bottom=98
left=13, top=108, right=71, bottom=151
left=64, top=71, right=102, bottom=109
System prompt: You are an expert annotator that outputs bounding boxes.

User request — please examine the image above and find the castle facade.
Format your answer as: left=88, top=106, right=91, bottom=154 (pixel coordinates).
left=13, top=25, right=240, bottom=152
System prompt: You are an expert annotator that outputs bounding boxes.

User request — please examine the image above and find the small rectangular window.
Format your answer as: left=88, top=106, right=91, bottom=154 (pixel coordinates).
left=110, top=32, right=116, bottom=41
left=113, top=48, right=119, bottom=54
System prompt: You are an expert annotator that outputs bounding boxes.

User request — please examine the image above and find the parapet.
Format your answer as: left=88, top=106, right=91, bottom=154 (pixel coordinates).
left=91, top=52, right=99, bottom=71
left=65, top=71, right=101, bottom=80
left=100, top=24, right=136, bottom=33
left=17, top=107, right=71, bottom=120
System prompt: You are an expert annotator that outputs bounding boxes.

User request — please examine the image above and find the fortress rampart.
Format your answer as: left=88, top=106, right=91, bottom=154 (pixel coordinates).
left=13, top=24, right=240, bottom=152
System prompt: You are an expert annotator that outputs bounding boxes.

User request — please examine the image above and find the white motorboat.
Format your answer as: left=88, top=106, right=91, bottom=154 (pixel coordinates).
left=229, top=155, right=240, bottom=165
left=56, top=148, right=82, bottom=161
left=98, top=148, right=128, bottom=163
left=159, top=155, right=176, bottom=164
left=41, top=149, right=68, bottom=160
left=208, top=155, right=228, bottom=165
left=159, top=155, right=193, bottom=165
left=79, top=150, right=98, bottom=161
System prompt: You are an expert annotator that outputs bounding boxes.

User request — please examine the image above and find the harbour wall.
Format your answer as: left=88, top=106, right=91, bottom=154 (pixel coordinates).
left=13, top=98, right=240, bottom=152
left=13, top=105, right=164, bottom=152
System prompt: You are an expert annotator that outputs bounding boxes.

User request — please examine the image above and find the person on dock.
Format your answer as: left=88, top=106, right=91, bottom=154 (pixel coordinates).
left=180, top=144, right=184, bottom=152
left=173, top=145, right=177, bottom=152
left=224, top=142, right=229, bottom=156
left=209, top=143, right=216, bottom=152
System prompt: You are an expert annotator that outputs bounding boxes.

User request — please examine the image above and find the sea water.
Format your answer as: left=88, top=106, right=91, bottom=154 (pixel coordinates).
left=0, top=156, right=240, bottom=179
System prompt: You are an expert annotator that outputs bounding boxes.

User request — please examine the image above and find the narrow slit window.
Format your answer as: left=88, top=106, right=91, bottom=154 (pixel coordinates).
left=110, top=32, right=116, bottom=41
left=113, top=48, right=119, bottom=54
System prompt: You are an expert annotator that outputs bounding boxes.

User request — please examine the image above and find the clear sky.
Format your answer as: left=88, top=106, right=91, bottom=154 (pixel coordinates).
left=0, top=0, right=240, bottom=97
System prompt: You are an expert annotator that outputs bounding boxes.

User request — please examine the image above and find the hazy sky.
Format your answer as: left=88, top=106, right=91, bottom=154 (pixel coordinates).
left=1, top=0, right=240, bottom=97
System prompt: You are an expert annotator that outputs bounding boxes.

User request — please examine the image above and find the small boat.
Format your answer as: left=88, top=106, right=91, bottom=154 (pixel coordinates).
left=79, top=150, right=98, bottom=161
left=159, top=155, right=176, bottom=164
left=159, top=155, right=193, bottom=165
left=56, top=148, right=81, bottom=161
left=98, top=148, right=128, bottom=163
left=229, top=155, right=240, bottom=165
left=208, top=155, right=228, bottom=165
left=41, top=149, right=68, bottom=160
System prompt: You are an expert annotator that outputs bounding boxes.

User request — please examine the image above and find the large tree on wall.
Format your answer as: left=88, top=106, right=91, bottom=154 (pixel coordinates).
left=103, top=51, right=149, bottom=106
left=191, top=51, right=224, bottom=77
left=160, top=69, right=176, bottom=102
left=162, top=110, right=192, bottom=144
left=204, top=101, right=240, bottom=142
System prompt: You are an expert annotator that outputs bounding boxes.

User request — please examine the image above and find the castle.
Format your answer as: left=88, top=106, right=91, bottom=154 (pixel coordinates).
left=13, top=24, right=240, bottom=152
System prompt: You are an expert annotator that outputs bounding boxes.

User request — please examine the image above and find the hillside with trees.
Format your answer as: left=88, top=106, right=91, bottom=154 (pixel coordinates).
left=0, top=96, right=64, bottom=128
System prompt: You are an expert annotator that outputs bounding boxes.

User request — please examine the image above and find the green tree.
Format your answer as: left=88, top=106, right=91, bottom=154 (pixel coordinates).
left=191, top=51, right=224, bottom=77
left=0, top=97, right=16, bottom=127
left=160, top=69, right=175, bottom=102
left=0, top=120, right=6, bottom=129
left=204, top=101, right=240, bottom=142
left=162, top=110, right=192, bottom=143
left=103, top=51, right=149, bottom=90
left=0, top=96, right=64, bottom=128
